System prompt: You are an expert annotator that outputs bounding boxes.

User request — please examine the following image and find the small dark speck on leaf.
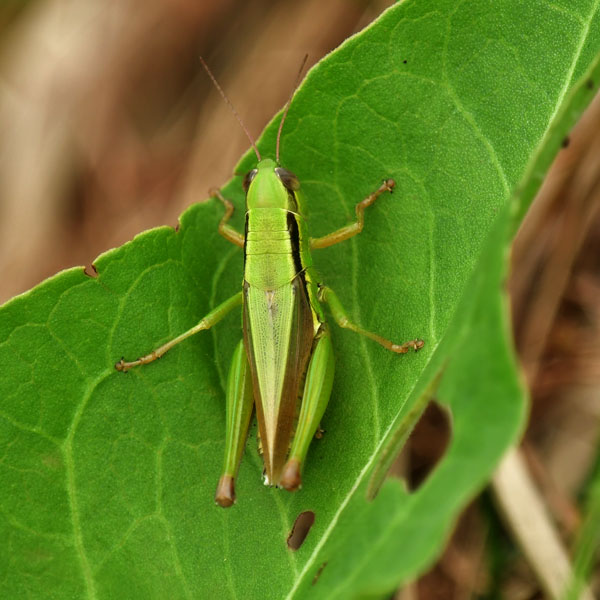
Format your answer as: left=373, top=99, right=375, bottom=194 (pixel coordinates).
left=587, top=79, right=594, bottom=89
left=84, top=264, right=98, bottom=278
left=287, top=510, right=315, bottom=550
left=312, top=561, right=328, bottom=585
left=41, top=452, right=62, bottom=470
left=403, top=59, right=407, bottom=64
left=561, top=136, right=570, bottom=148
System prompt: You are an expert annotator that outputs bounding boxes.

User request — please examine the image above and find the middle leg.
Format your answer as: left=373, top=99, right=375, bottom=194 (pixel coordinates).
left=320, top=286, right=424, bottom=353
left=115, top=291, right=242, bottom=371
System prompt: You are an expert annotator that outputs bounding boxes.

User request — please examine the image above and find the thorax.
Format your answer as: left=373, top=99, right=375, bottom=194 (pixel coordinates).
left=244, top=208, right=312, bottom=290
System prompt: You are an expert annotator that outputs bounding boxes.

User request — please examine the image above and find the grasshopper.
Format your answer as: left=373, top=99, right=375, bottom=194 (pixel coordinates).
left=115, top=57, right=423, bottom=507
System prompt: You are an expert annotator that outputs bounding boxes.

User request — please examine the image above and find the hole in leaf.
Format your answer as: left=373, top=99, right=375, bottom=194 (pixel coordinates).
left=392, top=401, right=452, bottom=491
left=83, top=264, right=98, bottom=278
left=287, top=510, right=315, bottom=551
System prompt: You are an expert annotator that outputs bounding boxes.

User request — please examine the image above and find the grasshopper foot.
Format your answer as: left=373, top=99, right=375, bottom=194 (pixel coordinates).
left=115, top=358, right=128, bottom=372
left=114, top=352, right=161, bottom=371
left=391, top=338, right=424, bottom=353
left=383, top=178, right=395, bottom=193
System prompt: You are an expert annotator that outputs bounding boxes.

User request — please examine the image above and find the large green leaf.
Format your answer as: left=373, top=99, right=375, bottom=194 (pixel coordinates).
left=2, top=1, right=600, bottom=598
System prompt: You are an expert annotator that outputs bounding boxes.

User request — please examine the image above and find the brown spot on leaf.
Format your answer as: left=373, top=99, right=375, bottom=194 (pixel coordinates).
left=312, top=561, right=327, bottom=585
left=287, top=510, right=315, bottom=550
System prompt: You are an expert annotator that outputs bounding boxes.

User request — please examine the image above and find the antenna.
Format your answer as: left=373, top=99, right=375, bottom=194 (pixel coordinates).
left=199, top=56, right=261, bottom=162
left=276, top=54, right=309, bottom=164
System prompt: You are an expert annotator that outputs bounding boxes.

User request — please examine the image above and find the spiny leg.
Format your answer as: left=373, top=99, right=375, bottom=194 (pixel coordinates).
left=209, top=187, right=245, bottom=248
left=319, top=286, right=424, bottom=353
left=280, top=328, right=335, bottom=491
left=115, top=291, right=242, bottom=371
left=215, top=339, right=254, bottom=507
left=310, top=179, right=395, bottom=250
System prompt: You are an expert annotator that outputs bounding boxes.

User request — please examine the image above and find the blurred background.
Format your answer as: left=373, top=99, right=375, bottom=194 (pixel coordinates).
left=0, top=1, right=598, bottom=598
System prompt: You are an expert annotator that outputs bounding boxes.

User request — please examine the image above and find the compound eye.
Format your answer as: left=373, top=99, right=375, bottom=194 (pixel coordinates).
left=242, top=169, right=258, bottom=192
left=275, top=167, right=300, bottom=191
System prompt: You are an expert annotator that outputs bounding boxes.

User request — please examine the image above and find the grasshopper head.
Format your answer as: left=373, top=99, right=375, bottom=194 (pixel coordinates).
left=244, top=158, right=302, bottom=213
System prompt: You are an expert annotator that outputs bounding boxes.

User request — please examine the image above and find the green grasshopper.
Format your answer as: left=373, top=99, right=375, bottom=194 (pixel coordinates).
left=116, top=57, right=423, bottom=507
